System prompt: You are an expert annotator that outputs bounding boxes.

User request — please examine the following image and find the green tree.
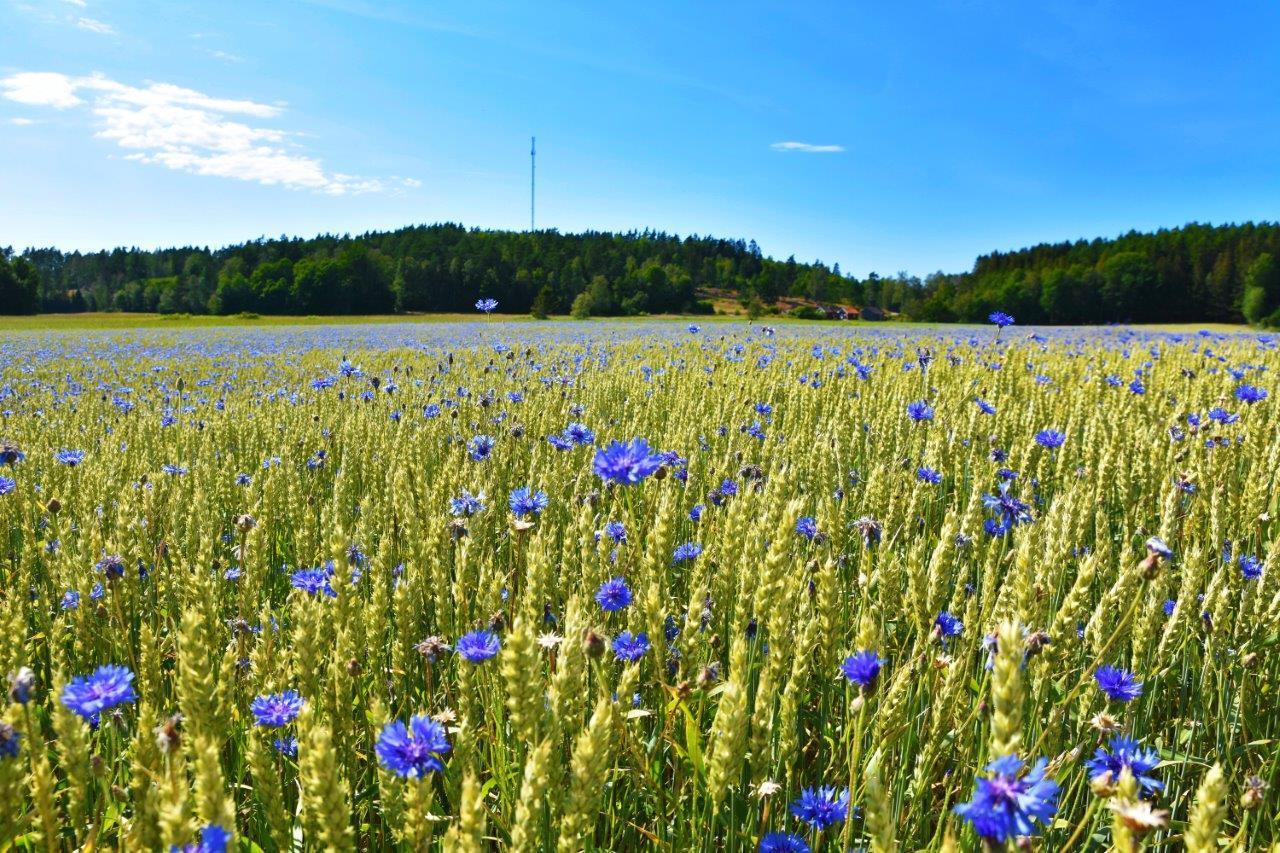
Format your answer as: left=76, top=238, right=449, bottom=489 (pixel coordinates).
left=251, top=258, right=294, bottom=314
left=0, top=254, right=40, bottom=314
left=530, top=284, right=552, bottom=319
left=586, top=276, right=615, bottom=315
left=570, top=290, right=593, bottom=319
left=1241, top=253, right=1280, bottom=325
left=1098, top=252, right=1158, bottom=319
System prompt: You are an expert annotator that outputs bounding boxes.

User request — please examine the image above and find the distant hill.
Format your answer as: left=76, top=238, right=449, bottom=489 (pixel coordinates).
left=910, top=222, right=1280, bottom=326
left=4, top=221, right=1280, bottom=324
left=4, top=225, right=864, bottom=318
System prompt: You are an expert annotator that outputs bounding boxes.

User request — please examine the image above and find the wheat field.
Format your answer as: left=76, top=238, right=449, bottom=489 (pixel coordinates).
left=0, top=320, right=1275, bottom=851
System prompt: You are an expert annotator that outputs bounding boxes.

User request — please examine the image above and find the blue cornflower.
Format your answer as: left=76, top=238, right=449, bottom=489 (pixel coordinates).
left=475, top=298, right=498, bottom=313
left=8, top=667, right=34, bottom=704
left=789, top=786, right=850, bottom=830
left=1034, top=429, right=1066, bottom=450
left=1162, top=599, right=1176, bottom=617
left=758, top=832, right=810, bottom=853
left=56, top=449, right=85, bottom=466
left=273, top=736, right=298, bottom=757
left=595, top=576, right=633, bottom=612
left=983, top=480, right=1033, bottom=531
left=593, top=438, right=663, bottom=485
left=1207, top=407, right=1238, bottom=425
left=423, top=403, right=441, bottom=418
left=0, top=476, right=13, bottom=496
left=0, top=722, right=20, bottom=758
left=1145, top=536, right=1173, bottom=559
left=250, top=691, right=304, bottom=727
left=1085, top=735, right=1163, bottom=796
left=508, top=486, right=548, bottom=518
left=906, top=400, right=934, bottom=422
left=548, top=434, right=573, bottom=451
left=687, top=323, right=701, bottom=333
left=170, top=824, right=232, bottom=853
left=162, top=464, right=188, bottom=476
left=1239, top=554, right=1263, bottom=580
left=672, top=542, right=703, bottom=564
left=935, top=611, right=964, bottom=638
left=1235, top=384, right=1268, bottom=404
left=61, top=665, right=137, bottom=722
left=376, top=715, right=452, bottom=778
left=975, top=398, right=997, bottom=415
left=795, top=516, right=820, bottom=539
left=564, top=422, right=596, bottom=445
left=917, top=467, right=942, bottom=484
left=612, top=631, right=651, bottom=662
left=1095, top=665, right=1143, bottom=702
left=96, top=555, right=125, bottom=578
left=689, top=504, right=705, bottom=522
left=60, top=590, right=80, bottom=610
left=954, top=755, right=1059, bottom=843
left=290, top=566, right=336, bottom=597
left=455, top=629, right=501, bottom=663
left=602, top=521, right=628, bottom=543
left=450, top=489, right=485, bottom=517
left=467, top=435, right=496, bottom=462
left=235, top=473, right=251, bottom=486
left=0, top=445, right=24, bottom=466
left=840, top=651, right=884, bottom=688
left=988, top=311, right=1015, bottom=328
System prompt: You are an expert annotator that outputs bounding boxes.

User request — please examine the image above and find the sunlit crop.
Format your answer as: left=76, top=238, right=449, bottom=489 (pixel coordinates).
left=0, top=319, right=1275, bottom=850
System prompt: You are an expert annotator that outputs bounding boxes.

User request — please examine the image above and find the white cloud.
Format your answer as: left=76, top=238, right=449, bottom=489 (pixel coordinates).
left=9, top=117, right=38, bottom=125
left=75, top=17, right=115, bottom=35
left=0, top=70, right=403, bottom=195
left=206, top=50, right=245, bottom=64
left=61, top=0, right=88, bottom=7
left=770, top=141, right=845, bottom=153
left=1, top=72, right=84, bottom=108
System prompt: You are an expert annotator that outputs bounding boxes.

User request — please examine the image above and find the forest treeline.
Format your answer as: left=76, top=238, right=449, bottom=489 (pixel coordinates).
left=910, top=222, right=1280, bottom=326
left=2, top=226, right=870, bottom=318
left=4, top=221, right=1280, bottom=324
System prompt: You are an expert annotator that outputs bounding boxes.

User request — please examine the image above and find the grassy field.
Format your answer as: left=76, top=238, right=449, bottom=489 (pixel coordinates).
left=0, top=314, right=1272, bottom=850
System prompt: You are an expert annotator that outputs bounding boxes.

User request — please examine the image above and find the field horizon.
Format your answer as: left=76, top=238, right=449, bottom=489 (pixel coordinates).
left=0, top=311, right=1255, bottom=335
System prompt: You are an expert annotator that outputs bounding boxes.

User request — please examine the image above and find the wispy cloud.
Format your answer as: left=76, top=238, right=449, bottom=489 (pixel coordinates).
left=75, top=16, right=115, bottom=35
left=60, top=0, right=88, bottom=7
left=0, top=71, right=414, bottom=195
left=9, top=117, right=38, bottom=125
left=206, top=49, right=245, bottom=64
left=770, top=141, right=845, bottom=153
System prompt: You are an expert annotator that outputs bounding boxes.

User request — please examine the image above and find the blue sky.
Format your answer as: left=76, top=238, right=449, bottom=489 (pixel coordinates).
left=2, top=1, right=1279, bottom=276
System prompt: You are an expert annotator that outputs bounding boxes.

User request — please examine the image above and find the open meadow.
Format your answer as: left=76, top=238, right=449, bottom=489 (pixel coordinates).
left=0, top=318, right=1276, bottom=850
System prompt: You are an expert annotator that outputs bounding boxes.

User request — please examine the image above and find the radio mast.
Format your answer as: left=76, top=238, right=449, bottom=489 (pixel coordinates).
left=530, top=136, right=536, bottom=231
